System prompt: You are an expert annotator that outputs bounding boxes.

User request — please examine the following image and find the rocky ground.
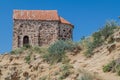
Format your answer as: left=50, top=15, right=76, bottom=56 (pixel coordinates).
left=0, top=42, right=120, bottom=80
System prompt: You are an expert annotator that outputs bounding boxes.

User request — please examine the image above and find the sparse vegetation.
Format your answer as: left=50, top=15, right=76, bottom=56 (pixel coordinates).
left=115, top=64, right=120, bottom=76
left=48, top=40, right=67, bottom=55
left=43, top=52, right=65, bottom=64
left=10, top=48, right=24, bottom=55
left=59, top=63, right=73, bottom=79
left=84, top=39, right=95, bottom=57
left=43, top=40, right=81, bottom=64
left=78, top=72, right=93, bottom=80
left=25, top=55, right=31, bottom=64
left=23, top=44, right=31, bottom=49
left=77, top=69, right=102, bottom=80
left=10, top=44, right=32, bottom=55
left=39, top=76, right=47, bottom=80
left=32, top=46, right=42, bottom=53
left=103, top=58, right=120, bottom=76
left=99, top=21, right=118, bottom=40
left=103, top=60, right=115, bottom=72
left=62, top=56, right=70, bottom=64
left=84, top=21, right=118, bottom=57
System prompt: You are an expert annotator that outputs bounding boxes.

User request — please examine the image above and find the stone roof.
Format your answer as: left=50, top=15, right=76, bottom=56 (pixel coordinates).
left=13, top=10, right=73, bottom=26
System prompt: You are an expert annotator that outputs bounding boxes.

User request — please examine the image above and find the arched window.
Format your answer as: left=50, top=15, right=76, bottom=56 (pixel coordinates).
left=23, top=36, right=29, bottom=46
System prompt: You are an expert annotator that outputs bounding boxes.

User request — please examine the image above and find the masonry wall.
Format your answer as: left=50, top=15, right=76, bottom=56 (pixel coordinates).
left=13, top=20, right=59, bottom=49
left=59, top=23, right=73, bottom=40
left=38, top=21, right=59, bottom=46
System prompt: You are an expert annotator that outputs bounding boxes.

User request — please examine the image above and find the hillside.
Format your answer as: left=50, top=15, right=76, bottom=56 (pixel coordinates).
left=1, top=42, right=120, bottom=80
left=1, top=22, right=120, bottom=80
left=0, top=46, right=103, bottom=80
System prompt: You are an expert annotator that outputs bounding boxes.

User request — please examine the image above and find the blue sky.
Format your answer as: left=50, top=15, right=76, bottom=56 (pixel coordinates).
left=0, top=0, right=120, bottom=53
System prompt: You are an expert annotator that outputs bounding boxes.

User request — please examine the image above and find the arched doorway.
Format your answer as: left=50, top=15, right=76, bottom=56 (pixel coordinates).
left=23, top=36, right=29, bottom=46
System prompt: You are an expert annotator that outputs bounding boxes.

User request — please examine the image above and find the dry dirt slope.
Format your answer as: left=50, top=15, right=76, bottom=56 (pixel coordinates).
left=0, top=43, right=120, bottom=80
left=68, top=43, right=120, bottom=80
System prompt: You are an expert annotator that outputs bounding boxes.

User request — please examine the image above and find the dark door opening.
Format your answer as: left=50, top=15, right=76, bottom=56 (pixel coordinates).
left=23, top=36, right=29, bottom=46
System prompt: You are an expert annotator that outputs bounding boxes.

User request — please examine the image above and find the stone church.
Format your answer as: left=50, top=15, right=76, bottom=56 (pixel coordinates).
left=13, top=10, right=74, bottom=49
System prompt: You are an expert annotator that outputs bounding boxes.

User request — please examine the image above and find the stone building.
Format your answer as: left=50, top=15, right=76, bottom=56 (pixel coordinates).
left=13, top=10, right=74, bottom=49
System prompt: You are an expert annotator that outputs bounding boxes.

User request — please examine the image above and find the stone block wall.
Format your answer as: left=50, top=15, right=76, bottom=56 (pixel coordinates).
left=13, top=20, right=73, bottom=49
left=13, top=20, right=59, bottom=49
left=59, top=24, right=73, bottom=40
left=38, top=21, right=59, bottom=46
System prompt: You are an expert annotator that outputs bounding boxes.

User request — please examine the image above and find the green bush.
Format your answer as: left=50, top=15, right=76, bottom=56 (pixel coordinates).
left=117, top=71, right=120, bottom=76
left=25, top=55, right=31, bottom=63
left=92, top=32, right=104, bottom=47
left=65, top=40, right=81, bottom=52
left=44, top=40, right=80, bottom=64
left=115, top=64, right=120, bottom=76
left=102, top=59, right=120, bottom=76
left=84, top=40, right=94, bottom=57
left=48, top=40, right=80, bottom=54
left=43, top=52, right=66, bottom=64
left=92, top=21, right=117, bottom=45
left=48, top=40, right=67, bottom=55
left=103, top=64, right=112, bottom=72
left=44, top=40, right=66, bottom=64
left=92, top=21, right=117, bottom=48
left=83, top=37, right=99, bottom=57
left=100, top=21, right=117, bottom=40
left=103, top=60, right=116, bottom=72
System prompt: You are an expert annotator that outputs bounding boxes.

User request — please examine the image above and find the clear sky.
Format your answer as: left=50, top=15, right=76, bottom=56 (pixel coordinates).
left=0, top=0, right=120, bottom=53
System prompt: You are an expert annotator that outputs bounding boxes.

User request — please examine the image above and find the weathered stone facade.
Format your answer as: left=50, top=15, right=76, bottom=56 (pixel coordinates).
left=13, top=10, right=73, bottom=49
left=59, top=24, right=73, bottom=40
